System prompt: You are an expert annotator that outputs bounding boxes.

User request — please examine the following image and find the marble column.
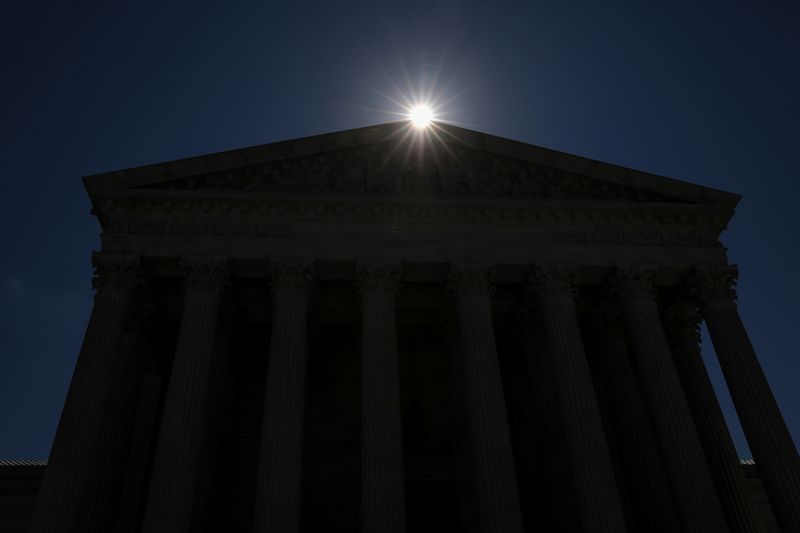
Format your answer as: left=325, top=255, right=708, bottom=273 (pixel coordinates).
left=30, top=252, right=142, bottom=533
left=142, top=258, right=229, bottom=533
left=448, top=263, right=524, bottom=533
left=692, top=265, right=800, bottom=531
left=253, top=259, right=314, bottom=533
left=358, top=262, right=406, bottom=533
left=588, top=304, right=680, bottom=533
left=613, top=265, right=728, bottom=532
left=114, top=371, right=165, bottom=532
left=440, top=307, right=478, bottom=533
left=79, top=300, right=159, bottom=531
left=530, top=264, right=627, bottom=532
left=662, top=297, right=762, bottom=533
left=518, top=304, right=579, bottom=533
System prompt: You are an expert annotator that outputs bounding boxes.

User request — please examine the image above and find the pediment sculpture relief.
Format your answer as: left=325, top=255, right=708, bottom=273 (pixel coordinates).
left=142, top=141, right=681, bottom=203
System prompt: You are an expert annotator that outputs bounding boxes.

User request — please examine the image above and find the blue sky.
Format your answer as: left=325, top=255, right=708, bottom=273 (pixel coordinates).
left=1, top=0, right=798, bottom=458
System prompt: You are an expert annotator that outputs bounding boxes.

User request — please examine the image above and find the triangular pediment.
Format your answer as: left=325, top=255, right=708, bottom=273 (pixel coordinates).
left=84, top=122, right=740, bottom=208
left=137, top=138, right=682, bottom=203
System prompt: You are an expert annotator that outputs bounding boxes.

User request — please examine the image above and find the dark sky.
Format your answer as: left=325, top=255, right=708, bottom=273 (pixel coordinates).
left=1, top=0, right=798, bottom=459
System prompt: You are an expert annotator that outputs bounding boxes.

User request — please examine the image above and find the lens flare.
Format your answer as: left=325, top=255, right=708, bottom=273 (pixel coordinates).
left=409, top=105, right=434, bottom=128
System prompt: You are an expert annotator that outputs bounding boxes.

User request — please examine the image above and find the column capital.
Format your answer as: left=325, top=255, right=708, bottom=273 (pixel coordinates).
left=529, top=263, right=578, bottom=300
left=356, top=261, right=403, bottom=294
left=661, top=298, right=702, bottom=348
left=178, top=257, right=230, bottom=293
left=268, top=257, right=315, bottom=293
left=447, top=262, right=495, bottom=297
left=91, top=252, right=143, bottom=292
left=611, top=264, right=658, bottom=303
left=688, top=264, right=738, bottom=307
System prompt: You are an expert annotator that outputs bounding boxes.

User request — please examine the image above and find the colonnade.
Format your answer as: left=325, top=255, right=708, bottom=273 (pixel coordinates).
left=30, top=254, right=800, bottom=533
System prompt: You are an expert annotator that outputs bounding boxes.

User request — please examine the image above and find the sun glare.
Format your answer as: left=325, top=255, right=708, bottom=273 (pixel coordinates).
left=409, top=104, right=434, bottom=128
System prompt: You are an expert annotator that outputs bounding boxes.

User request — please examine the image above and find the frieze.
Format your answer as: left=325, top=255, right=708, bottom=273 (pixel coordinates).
left=139, top=140, right=684, bottom=204
left=98, top=197, right=729, bottom=230
left=102, top=212, right=723, bottom=248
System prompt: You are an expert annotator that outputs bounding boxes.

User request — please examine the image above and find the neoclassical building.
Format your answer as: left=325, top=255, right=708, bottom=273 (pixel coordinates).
left=26, top=122, right=799, bottom=532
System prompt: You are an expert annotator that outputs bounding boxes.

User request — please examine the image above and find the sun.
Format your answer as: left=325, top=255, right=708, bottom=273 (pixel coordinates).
left=408, top=104, right=434, bottom=128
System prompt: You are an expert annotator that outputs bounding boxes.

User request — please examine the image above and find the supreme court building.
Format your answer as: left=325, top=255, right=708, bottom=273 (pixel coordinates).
left=24, top=122, right=800, bottom=532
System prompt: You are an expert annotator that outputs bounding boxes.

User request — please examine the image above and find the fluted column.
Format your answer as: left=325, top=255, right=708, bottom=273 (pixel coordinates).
left=613, top=265, right=727, bottom=532
left=530, top=264, right=627, bottom=532
left=358, top=262, right=406, bottom=533
left=253, top=259, right=314, bottom=533
left=142, top=258, right=229, bottom=533
left=114, top=311, right=172, bottom=532
left=79, top=300, right=161, bottom=531
left=448, top=263, right=523, bottom=533
left=439, top=307, right=478, bottom=533
left=588, top=305, right=680, bottom=532
left=30, top=252, right=142, bottom=533
left=115, top=372, right=165, bottom=532
left=662, top=297, right=762, bottom=532
left=692, top=265, right=800, bottom=531
left=517, top=304, right=579, bottom=532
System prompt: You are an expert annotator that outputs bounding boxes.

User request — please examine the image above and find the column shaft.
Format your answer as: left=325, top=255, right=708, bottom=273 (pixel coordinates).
left=532, top=265, right=627, bottom=532
left=30, top=253, right=140, bottom=533
left=615, top=266, right=727, bottom=532
left=664, top=300, right=762, bottom=533
left=694, top=265, right=800, bottom=531
left=253, top=260, right=313, bottom=533
left=442, top=310, right=478, bottom=533
left=591, top=307, right=680, bottom=532
left=142, top=259, right=228, bottom=532
left=115, top=371, right=164, bottom=532
left=79, top=319, right=150, bottom=531
left=520, top=317, right=579, bottom=532
left=450, top=264, right=524, bottom=533
left=359, top=265, right=406, bottom=533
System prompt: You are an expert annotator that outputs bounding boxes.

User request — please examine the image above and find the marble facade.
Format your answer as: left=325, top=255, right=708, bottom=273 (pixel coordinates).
left=27, top=122, right=799, bottom=532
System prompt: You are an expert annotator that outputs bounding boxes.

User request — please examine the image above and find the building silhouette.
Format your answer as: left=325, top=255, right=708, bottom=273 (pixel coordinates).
left=4, top=122, right=799, bottom=532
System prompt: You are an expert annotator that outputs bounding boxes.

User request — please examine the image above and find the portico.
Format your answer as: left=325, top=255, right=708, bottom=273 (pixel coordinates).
left=30, top=122, right=798, bottom=532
